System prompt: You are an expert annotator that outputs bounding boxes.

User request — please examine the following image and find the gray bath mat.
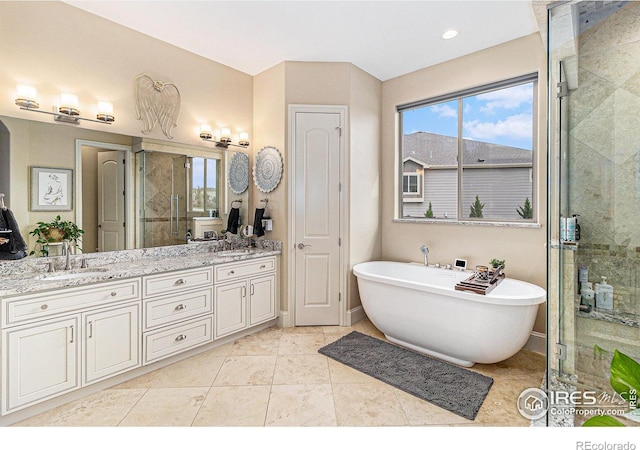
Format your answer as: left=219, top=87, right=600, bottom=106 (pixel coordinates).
left=318, top=331, right=493, bottom=420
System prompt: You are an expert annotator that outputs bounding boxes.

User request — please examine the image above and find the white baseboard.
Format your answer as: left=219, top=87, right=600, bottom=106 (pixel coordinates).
left=279, top=307, right=367, bottom=327
left=524, top=331, right=546, bottom=355
left=346, top=305, right=367, bottom=326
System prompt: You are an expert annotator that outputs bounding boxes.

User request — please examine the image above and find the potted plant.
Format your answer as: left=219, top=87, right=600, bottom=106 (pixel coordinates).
left=489, top=258, right=505, bottom=271
left=29, top=215, right=84, bottom=257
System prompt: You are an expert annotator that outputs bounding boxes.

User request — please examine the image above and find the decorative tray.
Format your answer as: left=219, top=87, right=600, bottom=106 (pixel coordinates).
left=455, top=268, right=505, bottom=295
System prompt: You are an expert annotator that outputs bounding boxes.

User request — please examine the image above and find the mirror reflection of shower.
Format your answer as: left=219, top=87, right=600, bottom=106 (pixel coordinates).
left=135, top=151, right=221, bottom=248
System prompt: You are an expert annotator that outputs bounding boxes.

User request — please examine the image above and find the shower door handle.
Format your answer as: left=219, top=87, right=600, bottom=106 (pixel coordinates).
left=174, top=195, right=180, bottom=236
left=170, top=194, right=175, bottom=236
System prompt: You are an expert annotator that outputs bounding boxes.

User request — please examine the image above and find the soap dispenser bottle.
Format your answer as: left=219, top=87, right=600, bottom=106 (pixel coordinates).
left=595, top=276, right=614, bottom=310
left=573, top=214, right=581, bottom=241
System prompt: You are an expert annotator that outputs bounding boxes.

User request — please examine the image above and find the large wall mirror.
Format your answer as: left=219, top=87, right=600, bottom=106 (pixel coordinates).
left=0, top=115, right=250, bottom=256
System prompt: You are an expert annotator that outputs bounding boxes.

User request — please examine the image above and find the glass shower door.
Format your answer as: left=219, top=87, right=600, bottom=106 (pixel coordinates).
left=548, top=0, right=640, bottom=427
left=135, top=151, right=188, bottom=248
left=171, top=154, right=188, bottom=245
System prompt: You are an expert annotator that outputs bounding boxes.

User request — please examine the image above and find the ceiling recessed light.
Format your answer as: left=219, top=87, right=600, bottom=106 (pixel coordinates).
left=442, top=29, right=458, bottom=40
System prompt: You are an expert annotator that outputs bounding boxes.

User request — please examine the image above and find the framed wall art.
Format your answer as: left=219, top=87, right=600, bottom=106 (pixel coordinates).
left=30, top=167, right=73, bottom=211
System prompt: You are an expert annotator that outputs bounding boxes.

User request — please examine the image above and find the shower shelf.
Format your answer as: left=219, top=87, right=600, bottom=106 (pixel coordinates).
left=577, top=307, right=640, bottom=328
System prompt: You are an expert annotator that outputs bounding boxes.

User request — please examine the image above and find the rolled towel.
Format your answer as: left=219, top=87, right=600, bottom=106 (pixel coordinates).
left=253, top=208, right=265, bottom=237
left=227, top=207, right=240, bottom=234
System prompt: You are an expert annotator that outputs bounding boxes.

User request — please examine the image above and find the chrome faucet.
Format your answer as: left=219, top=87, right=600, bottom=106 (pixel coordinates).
left=420, top=245, right=429, bottom=266
left=63, top=240, right=72, bottom=270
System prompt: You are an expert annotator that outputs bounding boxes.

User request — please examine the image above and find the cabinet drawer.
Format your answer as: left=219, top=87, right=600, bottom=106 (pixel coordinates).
left=3, top=279, right=141, bottom=327
left=143, top=267, right=213, bottom=298
left=143, top=316, right=213, bottom=364
left=214, top=257, right=276, bottom=283
left=144, top=287, right=213, bottom=331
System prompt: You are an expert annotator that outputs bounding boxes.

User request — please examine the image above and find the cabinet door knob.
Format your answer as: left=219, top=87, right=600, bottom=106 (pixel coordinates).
left=110, top=292, right=117, bottom=297
left=175, top=334, right=187, bottom=342
left=229, top=270, right=235, bottom=275
left=175, top=279, right=187, bottom=285
left=174, top=304, right=187, bottom=311
left=40, top=304, right=48, bottom=310
left=260, top=265, right=266, bottom=269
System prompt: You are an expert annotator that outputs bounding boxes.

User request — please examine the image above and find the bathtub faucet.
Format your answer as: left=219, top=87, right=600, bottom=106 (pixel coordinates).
left=420, top=245, right=429, bottom=266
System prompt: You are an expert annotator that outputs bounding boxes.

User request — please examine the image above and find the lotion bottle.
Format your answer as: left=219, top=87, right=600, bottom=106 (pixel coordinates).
left=595, top=276, right=614, bottom=310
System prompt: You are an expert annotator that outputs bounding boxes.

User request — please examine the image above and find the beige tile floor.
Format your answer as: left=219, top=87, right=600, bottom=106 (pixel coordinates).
left=13, top=319, right=545, bottom=427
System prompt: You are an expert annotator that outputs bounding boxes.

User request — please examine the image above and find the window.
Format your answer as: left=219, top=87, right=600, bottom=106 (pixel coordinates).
left=403, top=174, right=419, bottom=194
left=398, top=74, right=537, bottom=223
left=189, top=157, right=219, bottom=213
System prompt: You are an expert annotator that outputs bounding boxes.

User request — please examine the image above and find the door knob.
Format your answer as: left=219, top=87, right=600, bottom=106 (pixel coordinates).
left=297, top=243, right=311, bottom=250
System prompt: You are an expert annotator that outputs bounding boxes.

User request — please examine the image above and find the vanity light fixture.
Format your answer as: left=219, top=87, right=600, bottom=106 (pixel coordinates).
left=199, top=124, right=250, bottom=148
left=96, top=101, right=115, bottom=123
left=14, top=85, right=114, bottom=125
left=220, top=127, right=232, bottom=144
left=238, top=132, right=250, bottom=147
left=199, top=124, right=213, bottom=140
left=15, top=85, right=39, bottom=109
left=58, top=93, right=79, bottom=116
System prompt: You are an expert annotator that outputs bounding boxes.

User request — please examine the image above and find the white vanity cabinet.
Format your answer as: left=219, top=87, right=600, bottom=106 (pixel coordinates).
left=214, top=257, right=277, bottom=339
left=3, top=316, right=80, bottom=413
left=83, top=303, right=140, bottom=385
left=1, top=279, right=142, bottom=414
left=141, top=266, right=214, bottom=364
left=0, top=252, right=280, bottom=421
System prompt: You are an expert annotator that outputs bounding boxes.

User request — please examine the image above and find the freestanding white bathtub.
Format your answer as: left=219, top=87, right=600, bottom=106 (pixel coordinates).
left=353, top=261, right=546, bottom=367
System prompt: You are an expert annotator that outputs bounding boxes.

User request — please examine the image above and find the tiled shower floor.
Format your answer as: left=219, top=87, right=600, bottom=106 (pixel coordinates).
left=13, top=319, right=545, bottom=427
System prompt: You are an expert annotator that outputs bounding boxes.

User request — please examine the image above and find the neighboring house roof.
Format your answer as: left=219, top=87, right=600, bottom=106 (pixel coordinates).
left=403, top=131, right=532, bottom=167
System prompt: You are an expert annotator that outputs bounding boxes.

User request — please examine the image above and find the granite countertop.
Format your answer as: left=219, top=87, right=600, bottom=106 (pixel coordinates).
left=0, top=240, right=281, bottom=297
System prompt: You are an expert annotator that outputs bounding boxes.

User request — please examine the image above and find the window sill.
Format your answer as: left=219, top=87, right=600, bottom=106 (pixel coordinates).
left=392, top=218, right=541, bottom=229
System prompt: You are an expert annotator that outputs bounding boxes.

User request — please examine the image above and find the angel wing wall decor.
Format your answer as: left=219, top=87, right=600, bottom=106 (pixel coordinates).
left=134, top=74, right=181, bottom=139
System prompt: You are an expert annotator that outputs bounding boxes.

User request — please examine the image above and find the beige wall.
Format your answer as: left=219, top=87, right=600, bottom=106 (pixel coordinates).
left=252, top=63, right=287, bottom=312
left=0, top=1, right=253, bottom=242
left=380, top=33, right=548, bottom=333
left=348, top=66, right=382, bottom=310
left=253, top=61, right=382, bottom=317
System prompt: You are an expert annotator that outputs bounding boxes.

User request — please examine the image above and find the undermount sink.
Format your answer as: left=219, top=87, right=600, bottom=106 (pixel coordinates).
left=41, top=269, right=109, bottom=281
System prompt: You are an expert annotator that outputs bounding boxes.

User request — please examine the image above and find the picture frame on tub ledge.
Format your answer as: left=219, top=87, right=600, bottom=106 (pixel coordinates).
left=30, top=166, right=73, bottom=211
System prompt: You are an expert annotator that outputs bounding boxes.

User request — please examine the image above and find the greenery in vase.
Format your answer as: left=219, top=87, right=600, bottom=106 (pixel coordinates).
left=489, top=258, right=505, bottom=269
left=29, top=215, right=84, bottom=257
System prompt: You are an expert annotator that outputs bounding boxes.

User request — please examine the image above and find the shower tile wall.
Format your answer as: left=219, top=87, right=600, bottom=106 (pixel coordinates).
left=140, top=152, right=185, bottom=248
left=567, top=1, right=640, bottom=383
